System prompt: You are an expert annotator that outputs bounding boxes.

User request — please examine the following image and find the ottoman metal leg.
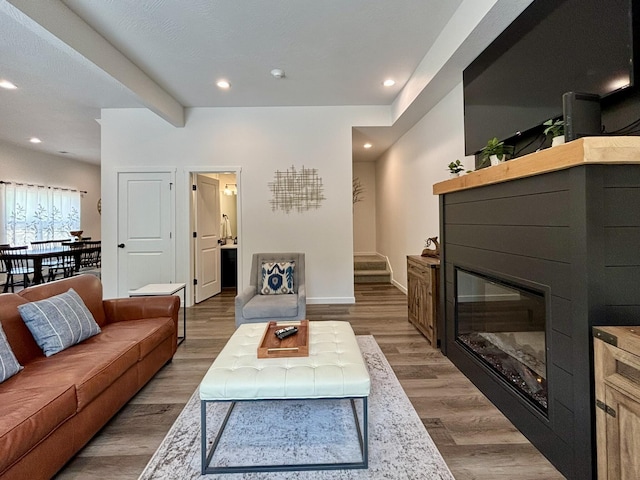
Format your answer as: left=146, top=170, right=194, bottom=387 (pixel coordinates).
left=201, top=400, right=237, bottom=474
left=201, top=397, right=368, bottom=474
left=353, top=397, right=369, bottom=468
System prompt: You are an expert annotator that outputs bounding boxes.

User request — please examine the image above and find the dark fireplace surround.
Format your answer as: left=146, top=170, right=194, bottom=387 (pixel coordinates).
left=437, top=156, right=640, bottom=480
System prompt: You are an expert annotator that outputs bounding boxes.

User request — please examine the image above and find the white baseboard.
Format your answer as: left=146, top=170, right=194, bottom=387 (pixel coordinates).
left=392, top=278, right=407, bottom=295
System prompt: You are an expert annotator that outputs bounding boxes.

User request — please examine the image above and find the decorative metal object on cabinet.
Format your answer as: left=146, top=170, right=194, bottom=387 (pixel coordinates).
left=407, top=255, right=440, bottom=347
left=593, top=326, right=640, bottom=480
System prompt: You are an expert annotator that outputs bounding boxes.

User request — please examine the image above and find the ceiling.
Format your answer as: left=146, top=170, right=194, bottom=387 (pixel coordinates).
left=0, top=0, right=471, bottom=165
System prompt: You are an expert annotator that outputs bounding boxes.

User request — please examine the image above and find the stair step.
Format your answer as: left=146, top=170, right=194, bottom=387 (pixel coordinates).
left=354, top=254, right=391, bottom=284
left=354, top=269, right=391, bottom=284
left=355, top=261, right=387, bottom=271
left=354, top=254, right=387, bottom=271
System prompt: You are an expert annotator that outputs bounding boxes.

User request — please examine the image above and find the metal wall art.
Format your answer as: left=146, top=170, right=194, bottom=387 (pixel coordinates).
left=352, top=177, right=364, bottom=204
left=268, top=165, right=325, bottom=213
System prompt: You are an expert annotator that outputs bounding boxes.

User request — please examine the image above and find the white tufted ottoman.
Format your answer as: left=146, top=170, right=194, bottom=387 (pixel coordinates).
left=199, top=320, right=370, bottom=474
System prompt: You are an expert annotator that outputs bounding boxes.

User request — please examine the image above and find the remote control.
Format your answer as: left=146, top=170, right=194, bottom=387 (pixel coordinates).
left=275, top=326, right=298, bottom=340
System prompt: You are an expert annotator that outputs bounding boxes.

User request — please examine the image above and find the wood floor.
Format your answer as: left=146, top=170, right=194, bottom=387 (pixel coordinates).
left=55, top=284, right=565, bottom=480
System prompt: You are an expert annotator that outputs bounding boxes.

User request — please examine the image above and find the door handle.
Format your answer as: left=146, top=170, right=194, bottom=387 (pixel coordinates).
left=118, top=243, right=125, bottom=248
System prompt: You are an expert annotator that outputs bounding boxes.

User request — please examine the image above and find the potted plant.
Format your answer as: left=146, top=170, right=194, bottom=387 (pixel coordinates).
left=447, top=159, right=464, bottom=177
left=543, top=118, right=565, bottom=147
left=480, top=137, right=514, bottom=166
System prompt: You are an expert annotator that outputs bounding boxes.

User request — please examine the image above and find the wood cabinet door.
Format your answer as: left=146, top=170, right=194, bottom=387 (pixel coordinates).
left=605, top=383, right=640, bottom=480
left=422, top=273, right=434, bottom=342
left=407, top=270, right=421, bottom=324
left=407, top=256, right=438, bottom=346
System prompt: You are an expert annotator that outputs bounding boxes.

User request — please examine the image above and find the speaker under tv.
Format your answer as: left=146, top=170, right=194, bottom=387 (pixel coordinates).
left=563, top=92, right=602, bottom=141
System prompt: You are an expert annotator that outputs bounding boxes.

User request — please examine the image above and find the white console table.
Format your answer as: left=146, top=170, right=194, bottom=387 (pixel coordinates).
left=129, top=283, right=186, bottom=345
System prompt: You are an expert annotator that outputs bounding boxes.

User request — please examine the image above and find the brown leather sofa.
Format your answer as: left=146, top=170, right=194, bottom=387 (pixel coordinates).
left=0, top=274, right=180, bottom=480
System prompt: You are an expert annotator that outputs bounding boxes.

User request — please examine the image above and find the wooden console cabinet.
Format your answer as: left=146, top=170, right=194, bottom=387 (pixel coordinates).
left=594, top=326, right=640, bottom=480
left=407, top=255, right=440, bottom=347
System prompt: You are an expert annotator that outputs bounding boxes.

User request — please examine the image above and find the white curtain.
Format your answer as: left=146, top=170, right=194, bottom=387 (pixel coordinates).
left=1, top=183, right=81, bottom=245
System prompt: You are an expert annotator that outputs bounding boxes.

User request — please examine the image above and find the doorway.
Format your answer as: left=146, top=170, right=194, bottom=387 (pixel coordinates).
left=189, top=169, right=240, bottom=305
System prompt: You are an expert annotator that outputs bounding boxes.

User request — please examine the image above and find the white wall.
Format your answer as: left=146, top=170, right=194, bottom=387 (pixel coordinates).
left=376, top=83, right=473, bottom=292
left=0, top=141, right=101, bottom=241
left=100, top=106, right=389, bottom=301
left=352, top=161, right=376, bottom=254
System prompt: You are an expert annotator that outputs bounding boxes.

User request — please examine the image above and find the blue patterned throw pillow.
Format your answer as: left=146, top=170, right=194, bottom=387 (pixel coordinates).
left=0, top=323, right=22, bottom=383
left=261, top=261, right=295, bottom=295
left=18, top=288, right=101, bottom=357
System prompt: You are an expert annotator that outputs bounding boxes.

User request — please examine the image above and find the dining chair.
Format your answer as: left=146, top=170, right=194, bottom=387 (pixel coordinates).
left=32, top=239, right=69, bottom=270
left=31, top=239, right=67, bottom=251
left=0, top=246, right=34, bottom=293
left=73, top=241, right=101, bottom=278
left=0, top=244, right=9, bottom=291
left=46, top=251, right=75, bottom=281
left=79, top=241, right=101, bottom=269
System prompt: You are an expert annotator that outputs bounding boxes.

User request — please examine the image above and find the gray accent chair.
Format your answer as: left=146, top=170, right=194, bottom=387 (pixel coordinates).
left=235, top=252, right=306, bottom=327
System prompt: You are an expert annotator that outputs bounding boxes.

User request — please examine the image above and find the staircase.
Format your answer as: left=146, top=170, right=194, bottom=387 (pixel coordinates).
left=354, top=254, right=391, bottom=284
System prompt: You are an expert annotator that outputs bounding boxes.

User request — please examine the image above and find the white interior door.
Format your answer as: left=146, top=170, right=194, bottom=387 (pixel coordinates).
left=194, top=174, right=221, bottom=303
left=117, top=171, right=174, bottom=297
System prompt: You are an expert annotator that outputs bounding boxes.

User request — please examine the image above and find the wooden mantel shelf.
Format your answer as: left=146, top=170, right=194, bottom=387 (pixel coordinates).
left=433, top=136, right=640, bottom=195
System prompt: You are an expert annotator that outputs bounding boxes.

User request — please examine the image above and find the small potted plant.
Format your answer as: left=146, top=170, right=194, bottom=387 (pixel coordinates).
left=447, top=159, right=464, bottom=177
left=480, top=137, right=514, bottom=166
left=543, top=118, right=565, bottom=147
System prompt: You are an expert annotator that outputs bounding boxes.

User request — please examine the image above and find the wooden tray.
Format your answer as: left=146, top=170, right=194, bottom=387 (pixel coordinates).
left=257, top=320, right=309, bottom=358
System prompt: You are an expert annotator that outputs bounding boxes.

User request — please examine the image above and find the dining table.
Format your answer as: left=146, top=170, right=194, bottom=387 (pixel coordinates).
left=1, top=243, right=100, bottom=290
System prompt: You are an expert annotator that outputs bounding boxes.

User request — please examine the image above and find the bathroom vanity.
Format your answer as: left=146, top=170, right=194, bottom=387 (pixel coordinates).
left=221, top=244, right=237, bottom=289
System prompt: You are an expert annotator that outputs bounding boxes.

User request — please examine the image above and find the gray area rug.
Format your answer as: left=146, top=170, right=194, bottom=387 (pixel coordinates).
left=138, top=335, right=454, bottom=480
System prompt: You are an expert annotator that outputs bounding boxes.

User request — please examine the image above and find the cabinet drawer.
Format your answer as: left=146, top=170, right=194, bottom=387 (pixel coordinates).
left=408, top=259, right=431, bottom=277
left=603, top=345, right=640, bottom=400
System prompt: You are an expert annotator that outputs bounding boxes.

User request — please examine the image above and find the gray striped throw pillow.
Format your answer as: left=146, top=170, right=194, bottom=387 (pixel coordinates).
left=0, top=323, right=22, bottom=382
left=18, top=288, right=101, bottom=357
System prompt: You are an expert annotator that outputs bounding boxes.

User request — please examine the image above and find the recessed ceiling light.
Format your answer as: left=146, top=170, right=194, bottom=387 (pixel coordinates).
left=0, top=79, right=17, bottom=90
left=270, top=68, right=286, bottom=79
left=216, top=80, right=230, bottom=89
left=29, top=137, right=41, bottom=144
left=383, top=79, right=396, bottom=87
left=363, top=143, right=373, bottom=149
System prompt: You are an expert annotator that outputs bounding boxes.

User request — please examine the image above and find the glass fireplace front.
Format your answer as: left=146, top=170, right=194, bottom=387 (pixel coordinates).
left=455, top=268, right=548, bottom=412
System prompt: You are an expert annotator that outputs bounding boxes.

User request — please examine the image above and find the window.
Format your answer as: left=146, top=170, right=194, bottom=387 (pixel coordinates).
left=0, top=182, right=81, bottom=245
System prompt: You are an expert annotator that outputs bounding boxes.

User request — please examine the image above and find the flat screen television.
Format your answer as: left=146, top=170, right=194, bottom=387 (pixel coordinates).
left=463, top=0, right=639, bottom=156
